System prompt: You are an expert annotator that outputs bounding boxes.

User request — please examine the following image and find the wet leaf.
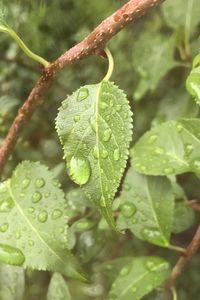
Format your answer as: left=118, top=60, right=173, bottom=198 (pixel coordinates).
left=47, top=273, right=71, bottom=300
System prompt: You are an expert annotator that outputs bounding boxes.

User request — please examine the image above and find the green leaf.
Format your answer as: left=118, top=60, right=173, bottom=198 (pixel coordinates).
left=0, top=263, right=25, bottom=300
left=131, top=119, right=200, bottom=176
left=172, top=202, right=195, bottom=234
left=186, top=67, right=200, bottom=105
left=193, top=53, right=200, bottom=68
left=162, top=0, right=200, bottom=34
left=47, top=273, right=71, bottom=300
left=56, top=81, right=133, bottom=229
left=0, top=161, right=84, bottom=280
left=116, top=167, right=174, bottom=247
left=133, top=32, right=176, bottom=100
left=108, top=256, right=170, bottom=300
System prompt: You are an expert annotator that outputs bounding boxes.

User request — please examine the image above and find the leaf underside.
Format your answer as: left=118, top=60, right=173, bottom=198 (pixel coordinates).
left=56, top=81, right=133, bottom=229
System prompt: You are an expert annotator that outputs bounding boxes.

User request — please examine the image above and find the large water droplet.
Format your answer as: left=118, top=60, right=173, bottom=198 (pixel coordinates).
left=35, top=178, right=45, bottom=189
left=75, top=219, right=92, bottom=230
left=120, top=266, right=130, bottom=276
left=100, top=101, right=108, bottom=110
left=28, top=207, right=35, bottom=213
left=22, top=178, right=30, bottom=189
left=113, top=148, right=120, bottom=161
left=0, top=223, right=9, bottom=232
left=0, top=244, right=25, bottom=266
left=120, top=202, right=136, bottom=218
left=77, top=88, right=89, bottom=101
left=52, top=209, right=63, bottom=220
left=142, top=228, right=167, bottom=246
left=89, top=116, right=96, bottom=132
left=146, top=260, right=158, bottom=272
left=32, top=191, right=42, bottom=203
left=74, top=115, right=80, bottom=122
left=37, top=210, right=48, bottom=223
left=0, top=198, right=14, bottom=213
left=103, top=129, right=112, bottom=142
left=176, top=124, right=183, bottom=132
left=69, top=155, right=90, bottom=185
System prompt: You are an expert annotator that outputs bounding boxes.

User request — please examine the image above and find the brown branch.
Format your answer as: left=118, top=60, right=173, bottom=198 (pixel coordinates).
left=0, top=0, right=165, bottom=174
left=187, top=200, right=200, bottom=212
left=166, top=225, right=200, bottom=288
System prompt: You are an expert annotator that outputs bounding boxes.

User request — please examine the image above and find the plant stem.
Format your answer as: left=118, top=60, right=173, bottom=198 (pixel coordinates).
left=168, top=244, right=186, bottom=254
left=170, top=286, right=178, bottom=300
left=103, top=47, right=114, bottom=81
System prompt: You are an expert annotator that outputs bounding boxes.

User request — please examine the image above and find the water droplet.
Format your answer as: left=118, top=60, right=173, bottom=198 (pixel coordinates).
left=35, top=178, right=45, bottom=188
left=142, top=228, right=167, bottom=246
left=100, top=195, right=106, bottom=207
left=22, top=178, right=30, bottom=189
left=93, top=145, right=99, bottom=159
left=28, top=207, right=35, bottom=213
left=120, top=202, right=136, bottom=218
left=124, top=184, right=131, bottom=191
left=185, top=144, right=194, bottom=155
left=155, top=147, right=164, bottom=154
left=176, top=124, right=183, bottom=132
left=0, top=223, right=9, bottom=232
left=0, top=244, right=25, bottom=266
left=101, top=150, right=108, bottom=158
left=69, top=155, right=91, bottom=185
left=77, top=88, right=89, bottom=101
left=0, top=198, right=14, bottom=213
left=113, top=148, right=120, bottom=161
left=100, top=101, right=108, bottom=110
left=164, top=167, right=174, bottom=174
left=32, top=191, right=42, bottom=203
left=75, top=219, right=91, bottom=230
left=15, top=229, right=21, bottom=239
left=120, top=266, right=130, bottom=276
left=28, top=240, right=35, bottom=247
left=103, top=129, right=112, bottom=142
left=132, top=287, right=137, bottom=293
left=74, top=115, right=80, bottom=122
left=116, top=104, right=122, bottom=112
left=62, top=101, right=68, bottom=109
left=146, top=260, right=158, bottom=272
left=89, top=116, right=96, bottom=132
left=149, top=134, right=157, bottom=144
left=37, top=210, right=48, bottom=223
left=52, top=209, right=63, bottom=220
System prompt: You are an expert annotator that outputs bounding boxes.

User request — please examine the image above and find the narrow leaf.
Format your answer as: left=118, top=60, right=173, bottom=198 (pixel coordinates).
left=116, top=167, right=174, bottom=247
left=56, top=81, right=133, bottom=228
left=186, top=66, right=200, bottom=105
left=0, top=263, right=25, bottom=300
left=47, top=273, right=71, bottom=300
left=108, top=256, right=170, bottom=300
left=0, top=161, right=84, bottom=280
left=131, top=119, right=200, bottom=176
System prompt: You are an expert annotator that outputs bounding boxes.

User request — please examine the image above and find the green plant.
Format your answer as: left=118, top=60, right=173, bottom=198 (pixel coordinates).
left=0, top=0, right=200, bottom=299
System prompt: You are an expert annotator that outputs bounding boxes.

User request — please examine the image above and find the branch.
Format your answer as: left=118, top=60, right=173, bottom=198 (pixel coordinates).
left=0, top=0, right=164, bottom=174
left=166, top=225, right=200, bottom=288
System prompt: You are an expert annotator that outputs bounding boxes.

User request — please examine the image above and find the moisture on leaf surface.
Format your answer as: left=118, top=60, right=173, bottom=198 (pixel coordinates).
left=56, top=81, right=133, bottom=229
left=116, top=167, right=175, bottom=247
left=108, top=256, right=170, bottom=300
left=0, top=161, right=84, bottom=280
left=131, top=119, right=200, bottom=176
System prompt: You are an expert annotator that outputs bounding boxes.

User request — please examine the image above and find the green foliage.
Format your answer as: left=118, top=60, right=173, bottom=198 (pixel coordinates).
left=116, top=167, right=175, bottom=247
left=0, top=0, right=200, bottom=299
left=56, top=81, right=133, bottom=229
left=108, top=257, right=170, bottom=300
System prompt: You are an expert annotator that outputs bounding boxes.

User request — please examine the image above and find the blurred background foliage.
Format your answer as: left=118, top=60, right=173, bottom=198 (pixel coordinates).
left=0, top=0, right=200, bottom=299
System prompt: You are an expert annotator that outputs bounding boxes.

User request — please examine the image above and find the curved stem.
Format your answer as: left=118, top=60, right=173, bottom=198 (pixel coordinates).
left=168, top=244, right=186, bottom=254
left=170, top=287, right=178, bottom=300
left=103, top=47, right=114, bottom=81
left=0, top=26, right=49, bottom=67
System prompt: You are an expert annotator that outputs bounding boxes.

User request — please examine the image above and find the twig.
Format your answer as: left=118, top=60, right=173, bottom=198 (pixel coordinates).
left=166, top=225, right=200, bottom=288
left=187, top=200, right=200, bottom=212
left=0, top=0, right=164, bottom=174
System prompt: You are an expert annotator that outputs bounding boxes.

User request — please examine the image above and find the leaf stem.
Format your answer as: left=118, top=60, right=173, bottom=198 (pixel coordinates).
left=0, top=26, right=49, bottom=67
left=168, top=244, right=186, bottom=254
left=103, top=47, right=114, bottom=81
left=170, top=286, right=178, bottom=300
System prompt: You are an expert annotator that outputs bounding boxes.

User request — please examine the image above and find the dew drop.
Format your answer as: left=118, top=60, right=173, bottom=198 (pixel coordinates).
left=176, top=124, right=183, bottom=132
left=0, top=244, right=25, bottom=266
left=149, top=134, right=157, bottom=144
left=28, top=240, right=35, bottom=247
left=146, top=260, right=157, bottom=272
left=69, top=155, right=91, bottom=185
left=100, top=101, right=108, bottom=110
left=155, top=147, right=164, bottom=154
left=142, top=228, right=167, bottom=246
left=93, top=145, right=99, bottom=159
left=15, top=229, right=21, bottom=240
left=77, top=88, right=89, bottom=101
left=0, top=223, right=9, bottom=232
left=32, top=191, right=42, bottom=203
left=164, top=167, right=174, bottom=174
left=28, top=207, right=35, bottom=213
left=37, top=210, right=48, bottom=223
left=0, top=198, right=14, bottom=213
left=132, top=287, right=137, bottom=293
left=22, top=178, right=30, bottom=189
left=75, top=219, right=91, bottom=230
left=35, top=178, right=45, bottom=188
left=100, top=195, right=106, bottom=207
left=103, top=128, right=112, bottom=142
left=61, top=101, right=68, bottom=109
left=120, top=202, right=136, bottom=218
left=120, top=266, right=130, bottom=276
left=113, top=148, right=120, bottom=161
left=185, top=143, right=194, bottom=155
left=74, top=115, right=80, bottom=122
left=89, top=116, right=96, bottom=132
left=52, top=209, right=63, bottom=220
left=101, top=150, right=108, bottom=158
left=116, top=104, right=122, bottom=112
